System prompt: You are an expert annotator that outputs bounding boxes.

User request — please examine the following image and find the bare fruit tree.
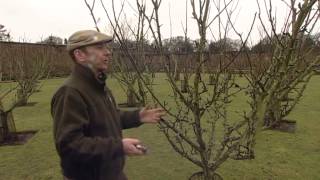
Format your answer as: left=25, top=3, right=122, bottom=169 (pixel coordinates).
left=247, top=0, right=320, bottom=129
left=87, top=0, right=260, bottom=179
left=233, top=0, right=320, bottom=158
left=14, top=45, right=53, bottom=106
left=0, top=86, right=17, bottom=143
left=0, top=42, right=54, bottom=142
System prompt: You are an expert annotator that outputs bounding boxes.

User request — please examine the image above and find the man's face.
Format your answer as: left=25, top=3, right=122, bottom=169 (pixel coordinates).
left=76, top=43, right=112, bottom=72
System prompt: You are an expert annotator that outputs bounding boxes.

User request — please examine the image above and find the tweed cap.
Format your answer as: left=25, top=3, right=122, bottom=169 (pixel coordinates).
left=67, top=30, right=113, bottom=52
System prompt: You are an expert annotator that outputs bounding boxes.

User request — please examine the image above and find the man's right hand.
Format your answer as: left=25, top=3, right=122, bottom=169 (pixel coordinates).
left=122, top=138, right=145, bottom=156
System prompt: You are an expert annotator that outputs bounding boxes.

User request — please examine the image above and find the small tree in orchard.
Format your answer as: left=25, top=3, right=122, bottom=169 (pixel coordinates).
left=3, top=43, right=53, bottom=106
left=250, top=0, right=320, bottom=130
left=0, top=27, right=14, bottom=143
left=0, top=42, right=54, bottom=143
left=234, top=0, right=320, bottom=158
left=91, top=0, right=257, bottom=179
left=0, top=87, right=17, bottom=143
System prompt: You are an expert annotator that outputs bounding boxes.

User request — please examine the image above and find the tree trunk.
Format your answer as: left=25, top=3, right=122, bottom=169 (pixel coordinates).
left=208, top=74, right=215, bottom=85
left=0, top=62, right=2, bottom=82
left=181, top=75, right=188, bottom=93
left=0, top=111, right=8, bottom=142
left=264, top=100, right=282, bottom=128
left=137, top=79, right=146, bottom=106
left=174, top=70, right=180, bottom=81
left=17, top=89, right=28, bottom=106
left=202, top=167, right=213, bottom=180
left=127, top=88, right=137, bottom=107
left=0, top=110, right=15, bottom=143
left=145, top=74, right=152, bottom=85
left=189, top=169, right=222, bottom=180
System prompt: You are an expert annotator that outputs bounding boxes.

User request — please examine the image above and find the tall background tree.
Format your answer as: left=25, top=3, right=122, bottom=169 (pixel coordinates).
left=39, top=35, right=64, bottom=45
left=0, top=24, right=11, bottom=42
left=0, top=24, right=11, bottom=82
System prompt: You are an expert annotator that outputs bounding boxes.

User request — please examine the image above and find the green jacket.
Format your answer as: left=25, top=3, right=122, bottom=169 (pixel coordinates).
left=51, top=64, right=142, bottom=180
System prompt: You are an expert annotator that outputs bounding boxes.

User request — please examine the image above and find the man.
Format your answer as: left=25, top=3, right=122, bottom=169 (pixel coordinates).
left=51, top=30, right=165, bottom=180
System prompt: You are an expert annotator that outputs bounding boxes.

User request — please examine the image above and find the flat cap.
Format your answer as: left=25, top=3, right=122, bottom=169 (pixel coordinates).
left=67, top=30, right=113, bottom=52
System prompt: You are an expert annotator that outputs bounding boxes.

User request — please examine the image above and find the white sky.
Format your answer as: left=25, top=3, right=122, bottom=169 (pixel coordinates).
left=0, top=0, right=314, bottom=45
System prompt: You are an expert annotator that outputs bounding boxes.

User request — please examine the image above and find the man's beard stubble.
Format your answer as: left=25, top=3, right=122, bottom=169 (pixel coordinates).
left=86, top=54, right=99, bottom=73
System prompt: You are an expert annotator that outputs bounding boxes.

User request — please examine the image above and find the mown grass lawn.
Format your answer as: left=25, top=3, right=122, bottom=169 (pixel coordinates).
left=0, top=74, right=319, bottom=180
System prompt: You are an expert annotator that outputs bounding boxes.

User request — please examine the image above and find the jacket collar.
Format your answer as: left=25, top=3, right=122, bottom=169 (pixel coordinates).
left=71, top=63, right=106, bottom=91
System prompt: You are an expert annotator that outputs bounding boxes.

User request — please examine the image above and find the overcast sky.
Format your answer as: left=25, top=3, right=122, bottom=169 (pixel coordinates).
left=0, top=0, right=311, bottom=45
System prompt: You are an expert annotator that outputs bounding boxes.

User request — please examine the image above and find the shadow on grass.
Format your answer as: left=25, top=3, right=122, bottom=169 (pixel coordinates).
left=0, top=130, right=38, bottom=146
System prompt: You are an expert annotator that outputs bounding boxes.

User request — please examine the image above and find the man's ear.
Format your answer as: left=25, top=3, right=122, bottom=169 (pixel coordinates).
left=73, top=49, right=86, bottom=63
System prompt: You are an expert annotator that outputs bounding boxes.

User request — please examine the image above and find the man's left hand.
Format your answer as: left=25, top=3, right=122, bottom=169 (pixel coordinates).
left=139, top=107, right=166, bottom=123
